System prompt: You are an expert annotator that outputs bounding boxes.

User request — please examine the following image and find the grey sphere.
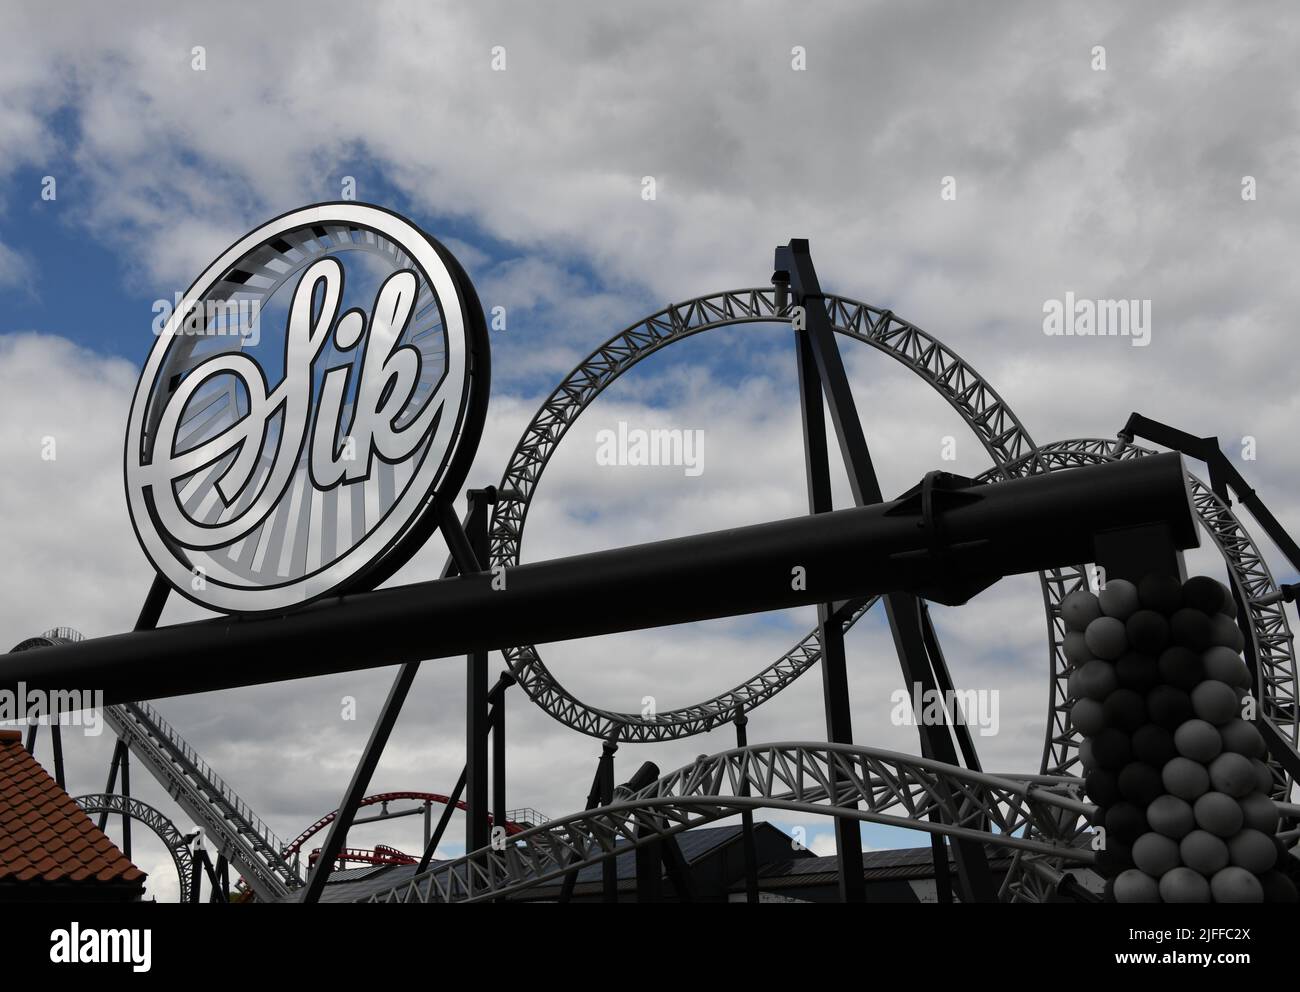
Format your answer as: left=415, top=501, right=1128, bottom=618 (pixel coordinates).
left=1070, top=698, right=1107, bottom=737
left=1250, top=759, right=1274, bottom=794
left=1208, top=752, right=1259, bottom=798
left=1076, top=660, right=1120, bottom=701
left=1132, top=831, right=1182, bottom=876
left=1062, top=589, right=1103, bottom=632
left=1190, top=680, right=1239, bottom=725
left=1085, top=617, right=1128, bottom=661
left=1067, top=667, right=1083, bottom=701
left=1193, top=791, right=1245, bottom=837
left=1162, top=756, right=1210, bottom=800
left=1159, top=866, right=1212, bottom=902
left=1202, top=646, right=1250, bottom=688
left=1210, top=866, right=1263, bottom=903
left=1170, top=608, right=1213, bottom=652
left=1146, top=794, right=1195, bottom=840
left=1126, top=610, right=1169, bottom=654
left=1180, top=830, right=1230, bottom=875
left=1218, top=719, right=1265, bottom=758
left=1208, top=613, right=1244, bottom=651
left=1237, top=792, right=1279, bottom=834
left=1182, top=575, right=1226, bottom=614
left=1227, top=829, right=1278, bottom=874
left=1173, top=719, right=1222, bottom=763
left=1099, top=579, right=1141, bottom=621
left=1216, top=582, right=1238, bottom=619
left=1114, top=869, right=1161, bottom=903
left=1139, top=573, right=1184, bottom=615
left=1063, top=630, right=1093, bottom=667
left=1116, top=652, right=1160, bottom=692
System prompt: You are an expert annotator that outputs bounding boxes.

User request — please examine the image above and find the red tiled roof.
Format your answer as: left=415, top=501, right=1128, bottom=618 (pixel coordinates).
left=0, top=729, right=145, bottom=887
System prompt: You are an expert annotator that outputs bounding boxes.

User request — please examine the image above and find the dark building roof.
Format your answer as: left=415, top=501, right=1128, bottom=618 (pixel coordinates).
left=288, top=822, right=804, bottom=903
left=563, top=822, right=749, bottom=884
left=0, top=729, right=145, bottom=897
left=730, top=843, right=1016, bottom=893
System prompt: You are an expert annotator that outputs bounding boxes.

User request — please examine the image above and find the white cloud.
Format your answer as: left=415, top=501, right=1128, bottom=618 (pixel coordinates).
left=0, top=240, right=33, bottom=291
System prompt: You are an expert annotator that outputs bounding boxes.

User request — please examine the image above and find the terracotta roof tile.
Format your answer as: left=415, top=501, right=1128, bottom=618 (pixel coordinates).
left=0, top=732, right=145, bottom=889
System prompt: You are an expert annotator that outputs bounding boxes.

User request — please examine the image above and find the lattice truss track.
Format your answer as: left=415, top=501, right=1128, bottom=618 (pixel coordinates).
left=365, top=743, right=1093, bottom=903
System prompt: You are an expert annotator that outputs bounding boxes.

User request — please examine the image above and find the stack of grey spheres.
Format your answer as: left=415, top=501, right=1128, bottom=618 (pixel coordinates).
left=1061, top=574, right=1299, bottom=902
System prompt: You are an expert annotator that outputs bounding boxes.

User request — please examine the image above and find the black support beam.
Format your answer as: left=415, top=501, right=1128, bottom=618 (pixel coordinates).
left=0, top=454, right=1198, bottom=705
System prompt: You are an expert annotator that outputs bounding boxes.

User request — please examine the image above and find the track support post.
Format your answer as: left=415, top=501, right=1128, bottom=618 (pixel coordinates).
left=734, top=711, right=761, bottom=904
left=777, top=238, right=995, bottom=903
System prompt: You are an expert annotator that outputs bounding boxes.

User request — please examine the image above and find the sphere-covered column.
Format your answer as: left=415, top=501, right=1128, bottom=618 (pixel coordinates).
left=1064, top=574, right=1299, bottom=902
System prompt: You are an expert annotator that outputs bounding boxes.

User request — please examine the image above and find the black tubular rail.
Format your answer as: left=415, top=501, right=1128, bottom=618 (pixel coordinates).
left=0, top=452, right=1196, bottom=707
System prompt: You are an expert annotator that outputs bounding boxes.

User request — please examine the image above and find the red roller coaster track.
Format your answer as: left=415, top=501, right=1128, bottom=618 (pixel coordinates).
left=284, top=791, right=525, bottom=859
left=308, top=844, right=419, bottom=867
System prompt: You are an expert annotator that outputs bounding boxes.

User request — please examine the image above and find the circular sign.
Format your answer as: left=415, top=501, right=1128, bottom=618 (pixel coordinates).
left=125, top=203, right=489, bottom=614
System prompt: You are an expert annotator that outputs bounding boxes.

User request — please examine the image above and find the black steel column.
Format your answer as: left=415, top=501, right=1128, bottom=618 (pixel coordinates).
left=414, top=673, right=512, bottom=875
left=119, top=745, right=132, bottom=861
left=465, top=490, right=492, bottom=860
left=559, top=740, right=617, bottom=904
left=599, top=744, right=618, bottom=903
left=199, top=849, right=221, bottom=900
left=624, top=762, right=663, bottom=902
left=882, top=594, right=995, bottom=901
left=920, top=602, right=984, bottom=775
left=303, top=658, right=421, bottom=902
left=930, top=830, right=954, bottom=903
left=216, top=853, right=229, bottom=903
left=491, top=673, right=514, bottom=848
left=135, top=574, right=170, bottom=631
left=785, top=262, right=866, bottom=903
left=98, top=740, right=124, bottom=831
left=51, top=724, right=64, bottom=790
left=417, top=767, right=466, bottom=873
left=490, top=672, right=514, bottom=904
left=661, top=835, right=695, bottom=901
left=734, top=711, right=760, bottom=904
left=188, top=845, right=202, bottom=904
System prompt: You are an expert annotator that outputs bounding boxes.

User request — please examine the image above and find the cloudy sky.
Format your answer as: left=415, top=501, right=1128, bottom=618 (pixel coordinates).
left=2, top=1, right=1299, bottom=900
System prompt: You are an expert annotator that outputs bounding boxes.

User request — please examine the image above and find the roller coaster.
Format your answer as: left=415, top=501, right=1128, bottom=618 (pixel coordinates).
left=4, top=213, right=1298, bottom=904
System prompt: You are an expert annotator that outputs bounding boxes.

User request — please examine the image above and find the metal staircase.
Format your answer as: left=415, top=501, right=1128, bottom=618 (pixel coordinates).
left=104, top=700, right=303, bottom=900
